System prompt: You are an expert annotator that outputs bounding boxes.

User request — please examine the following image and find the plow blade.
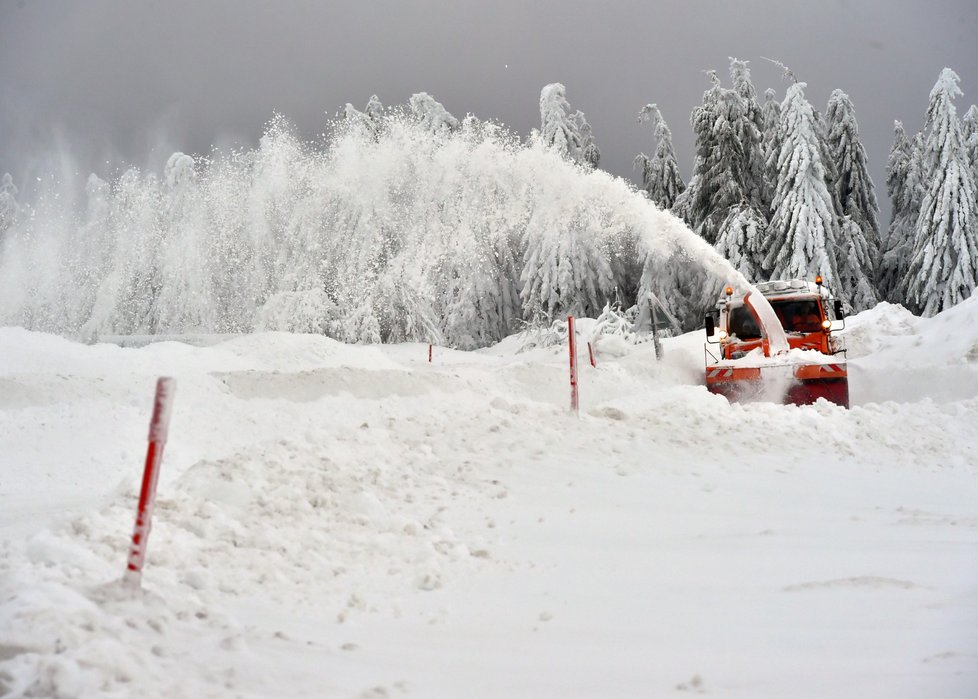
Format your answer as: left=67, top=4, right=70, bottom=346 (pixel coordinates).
left=706, top=362, right=849, bottom=408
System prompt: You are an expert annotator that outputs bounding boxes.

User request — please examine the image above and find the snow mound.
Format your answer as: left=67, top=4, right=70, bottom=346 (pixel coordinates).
left=1, top=299, right=977, bottom=697
left=844, top=293, right=978, bottom=404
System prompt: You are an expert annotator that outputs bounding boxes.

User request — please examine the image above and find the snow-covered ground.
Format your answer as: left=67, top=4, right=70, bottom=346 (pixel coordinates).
left=1, top=298, right=977, bottom=698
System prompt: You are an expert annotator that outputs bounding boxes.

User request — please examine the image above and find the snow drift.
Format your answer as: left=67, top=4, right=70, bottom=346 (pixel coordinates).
left=0, top=294, right=976, bottom=697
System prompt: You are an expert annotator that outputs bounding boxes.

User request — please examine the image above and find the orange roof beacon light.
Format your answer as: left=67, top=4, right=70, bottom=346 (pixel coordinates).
left=814, top=274, right=823, bottom=286
left=724, top=286, right=734, bottom=296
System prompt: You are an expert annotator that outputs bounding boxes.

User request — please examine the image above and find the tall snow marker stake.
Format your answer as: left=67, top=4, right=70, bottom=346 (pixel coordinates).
left=125, top=377, right=176, bottom=586
left=587, top=341, right=596, bottom=368
left=428, top=343, right=432, bottom=363
left=568, top=316, right=579, bottom=414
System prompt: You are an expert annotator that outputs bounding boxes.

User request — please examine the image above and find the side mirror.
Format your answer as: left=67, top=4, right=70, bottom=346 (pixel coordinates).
left=705, top=314, right=715, bottom=339
left=834, top=299, right=845, bottom=319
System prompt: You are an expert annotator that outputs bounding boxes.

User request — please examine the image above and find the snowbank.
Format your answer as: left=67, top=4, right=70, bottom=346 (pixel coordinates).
left=0, top=300, right=976, bottom=697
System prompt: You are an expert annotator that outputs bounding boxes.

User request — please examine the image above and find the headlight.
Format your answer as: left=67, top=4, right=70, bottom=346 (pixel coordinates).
left=821, top=319, right=832, bottom=330
left=718, top=331, right=728, bottom=340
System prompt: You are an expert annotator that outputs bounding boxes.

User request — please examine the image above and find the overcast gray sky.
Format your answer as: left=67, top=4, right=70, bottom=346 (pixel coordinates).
left=2, top=0, right=977, bottom=219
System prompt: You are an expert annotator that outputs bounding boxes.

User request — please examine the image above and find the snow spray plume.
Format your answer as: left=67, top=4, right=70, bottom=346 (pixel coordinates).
left=0, top=110, right=756, bottom=348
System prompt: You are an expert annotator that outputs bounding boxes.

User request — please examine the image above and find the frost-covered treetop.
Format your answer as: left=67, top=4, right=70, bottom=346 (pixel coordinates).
left=921, top=69, right=966, bottom=179
left=635, top=104, right=685, bottom=209
left=729, top=58, right=757, bottom=102
left=638, top=104, right=668, bottom=141
left=886, top=121, right=910, bottom=201
left=409, top=92, right=459, bottom=134
left=931, top=67, right=963, bottom=102
left=539, top=83, right=579, bottom=158
left=164, top=153, right=196, bottom=189
left=962, top=104, right=978, bottom=130
left=365, top=95, right=384, bottom=121
left=962, top=104, right=978, bottom=172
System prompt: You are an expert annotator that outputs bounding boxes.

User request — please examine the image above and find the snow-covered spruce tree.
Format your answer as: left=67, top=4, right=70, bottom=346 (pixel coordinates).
left=572, top=110, right=600, bottom=169
left=539, top=83, right=582, bottom=162
left=683, top=72, right=740, bottom=244
left=825, top=89, right=880, bottom=310
left=878, top=121, right=915, bottom=303
left=715, top=204, right=767, bottom=280
left=765, top=82, right=840, bottom=286
left=881, top=126, right=928, bottom=306
left=365, top=94, right=384, bottom=123
left=728, top=58, right=768, bottom=213
left=409, top=92, right=459, bottom=133
left=634, top=104, right=686, bottom=209
left=0, top=173, right=19, bottom=236
left=961, top=104, right=978, bottom=180
left=342, top=95, right=386, bottom=141
left=905, top=68, right=978, bottom=316
left=668, top=70, right=771, bottom=327
left=761, top=88, right=783, bottom=214
left=684, top=71, right=766, bottom=246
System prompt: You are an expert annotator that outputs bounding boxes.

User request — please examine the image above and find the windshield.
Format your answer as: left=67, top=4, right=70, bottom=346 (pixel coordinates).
left=772, top=299, right=823, bottom=333
left=728, top=305, right=761, bottom=339
left=727, top=299, right=823, bottom=338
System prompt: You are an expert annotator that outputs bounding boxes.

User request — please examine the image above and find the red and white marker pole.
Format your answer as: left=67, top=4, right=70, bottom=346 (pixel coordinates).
left=568, top=316, right=579, bottom=414
left=125, top=377, right=176, bottom=585
left=428, top=343, right=433, bottom=363
left=587, top=341, right=596, bottom=368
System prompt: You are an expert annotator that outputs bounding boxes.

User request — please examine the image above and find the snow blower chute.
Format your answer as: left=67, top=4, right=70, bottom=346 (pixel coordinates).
left=704, top=278, right=849, bottom=408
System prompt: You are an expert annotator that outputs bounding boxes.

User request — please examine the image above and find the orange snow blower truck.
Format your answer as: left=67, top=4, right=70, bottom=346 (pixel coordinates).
left=704, top=277, right=849, bottom=408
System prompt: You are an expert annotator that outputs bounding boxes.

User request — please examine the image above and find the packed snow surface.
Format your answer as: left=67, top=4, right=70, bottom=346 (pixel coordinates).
left=2, top=297, right=977, bottom=698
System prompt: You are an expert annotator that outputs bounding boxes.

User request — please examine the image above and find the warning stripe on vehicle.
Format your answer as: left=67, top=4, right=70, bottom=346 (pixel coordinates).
left=706, top=366, right=762, bottom=383
left=794, top=363, right=848, bottom=380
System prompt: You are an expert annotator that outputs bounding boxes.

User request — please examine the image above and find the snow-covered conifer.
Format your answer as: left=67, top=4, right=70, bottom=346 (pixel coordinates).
left=686, top=72, right=748, bottom=244
left=365, top=94, right=384, bottom=122
left=825, top=89, right=880, bottom=309
left=961, top=104, right=978, bottom=179
left=765, top=82, right=840, bottom=286
left=409, top=92, right=459, bottom=133
left=539, top=83, right=582, bottom=161
left=761, top=88, right=783, bottom=209
left=715, top=204, right=767, bottom=280
left=728, top=58, right=767, bottom=211
left=634, top=104, right=685, bottom=209
left=572, top=111, right=600, bottom=169
left=345, top=96, right=385, bottom=139
left=905, top=68, right=978, bottom=316
left=878, top=121, right=915, bottom=303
